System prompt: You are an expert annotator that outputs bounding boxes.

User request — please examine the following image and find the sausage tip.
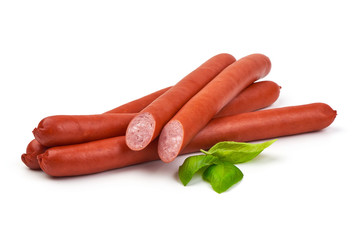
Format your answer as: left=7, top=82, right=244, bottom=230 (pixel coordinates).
left=37, top=152, right=49, bottom=174
left=250, top=53, right=272, bottom=76
left=21, top=153, right=41, bottom=170
left=21, top=153, right=27, bottom=164
left=32, top=128, right=47, bottom=147
left=32, top=127, right=39, bottom=139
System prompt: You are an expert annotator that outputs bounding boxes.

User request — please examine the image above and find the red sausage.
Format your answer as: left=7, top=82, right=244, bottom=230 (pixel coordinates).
left=187, top=103, right=337, bottom=150
left=21, top=139, right=48, bottom=170
left=125, top=53, right=236, bottom=151
left=158, top=54, right=272, bottom=163
left=33, top=114, right=134, bottom=147
left=32, top=81, right=280, bottom=147
left=38, top=103, right=336, bottom=177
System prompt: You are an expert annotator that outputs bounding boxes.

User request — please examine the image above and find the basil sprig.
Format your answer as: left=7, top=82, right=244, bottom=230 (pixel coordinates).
left=178, top=139, right=277, bottom=193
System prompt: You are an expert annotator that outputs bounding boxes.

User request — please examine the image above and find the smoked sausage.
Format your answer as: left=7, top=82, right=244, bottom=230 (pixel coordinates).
left=33, top=114, right=134, bottom=147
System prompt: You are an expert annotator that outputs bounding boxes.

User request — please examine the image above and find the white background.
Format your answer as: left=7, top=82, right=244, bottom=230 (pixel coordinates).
left=1, top=1, right=359, bottom=239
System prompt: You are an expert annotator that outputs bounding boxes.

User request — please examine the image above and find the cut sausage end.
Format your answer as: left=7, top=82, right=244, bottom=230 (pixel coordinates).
left=158, top=120, right=184, bottom=163
left=126, top=112, right=156, bottom=151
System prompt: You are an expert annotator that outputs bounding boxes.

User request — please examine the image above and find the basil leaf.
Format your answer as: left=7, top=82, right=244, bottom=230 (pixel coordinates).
left=178, top=154, right=218, bottom=186
left=201, top=139, right=277, bottom=164
left=202, top=162, right=243, bottom=193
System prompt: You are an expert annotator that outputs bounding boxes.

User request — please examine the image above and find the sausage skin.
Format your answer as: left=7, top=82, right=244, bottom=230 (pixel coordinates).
left=32, top=81, right=280, bottom=147
left=158, top=54, right=272, bottom=163
left=125, top=53, right=236, bottom=151
left=38, top=103, right=336, bottom=177
left=187, top=102, right=337, bottom=150
left=215, top=80, right=280, bottom=118
left=33, top=114, right=134, bottom=147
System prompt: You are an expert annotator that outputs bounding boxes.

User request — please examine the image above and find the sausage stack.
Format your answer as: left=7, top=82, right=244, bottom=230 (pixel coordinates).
left=21, top=53, right=336, bottom=177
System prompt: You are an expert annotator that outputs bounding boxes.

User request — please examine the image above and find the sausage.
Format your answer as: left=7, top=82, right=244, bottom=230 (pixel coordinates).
left=38, top=103, right=336, bottom=177
left=158, top=54, right=272, bottom=163
left=32, top=81, right=280, bottom=147
left=21, top=139, right=48, bottom=170
left=33, top=114, right=134, bottom=147
left=125, top=53, right=236, bottom=151
left=186, top=102, right=337, bottom=150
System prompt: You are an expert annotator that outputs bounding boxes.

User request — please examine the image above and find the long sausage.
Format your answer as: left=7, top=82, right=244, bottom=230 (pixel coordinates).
left=125, top=53, right=236, bottom=151
left=186, top=102, right=337, bottom=150
left=38, top=103, right=336, bottom=177
left=158, top=54, right=272, bottom=163
left=33, top=114, right=134, bottom=147
left=33, top=81, right=280, bottom=147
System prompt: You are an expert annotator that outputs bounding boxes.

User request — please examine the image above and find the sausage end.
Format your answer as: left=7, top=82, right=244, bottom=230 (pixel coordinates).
left=38, top=152, right=53, bottom=176
left=158, top=120, right=184, bottom=163
left=318, top=103, right=337, bottom=128
left=32, top=127, right=46, bottom=147
left=21, top=139, right=46, bottom=170
left=126, top=112, right=156, bottom=151
left=21, top=153, right=41, bottom=170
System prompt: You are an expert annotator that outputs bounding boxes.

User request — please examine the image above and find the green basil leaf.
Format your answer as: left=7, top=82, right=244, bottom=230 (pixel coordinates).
left=202, top=162, right=243, bottom=193
left=201, top=139, right=277, bottom=164
left=178, top=154, right=218, bottom=186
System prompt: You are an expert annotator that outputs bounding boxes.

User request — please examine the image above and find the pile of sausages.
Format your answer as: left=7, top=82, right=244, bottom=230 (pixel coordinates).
left=22, top=53, right=337, bottom=177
